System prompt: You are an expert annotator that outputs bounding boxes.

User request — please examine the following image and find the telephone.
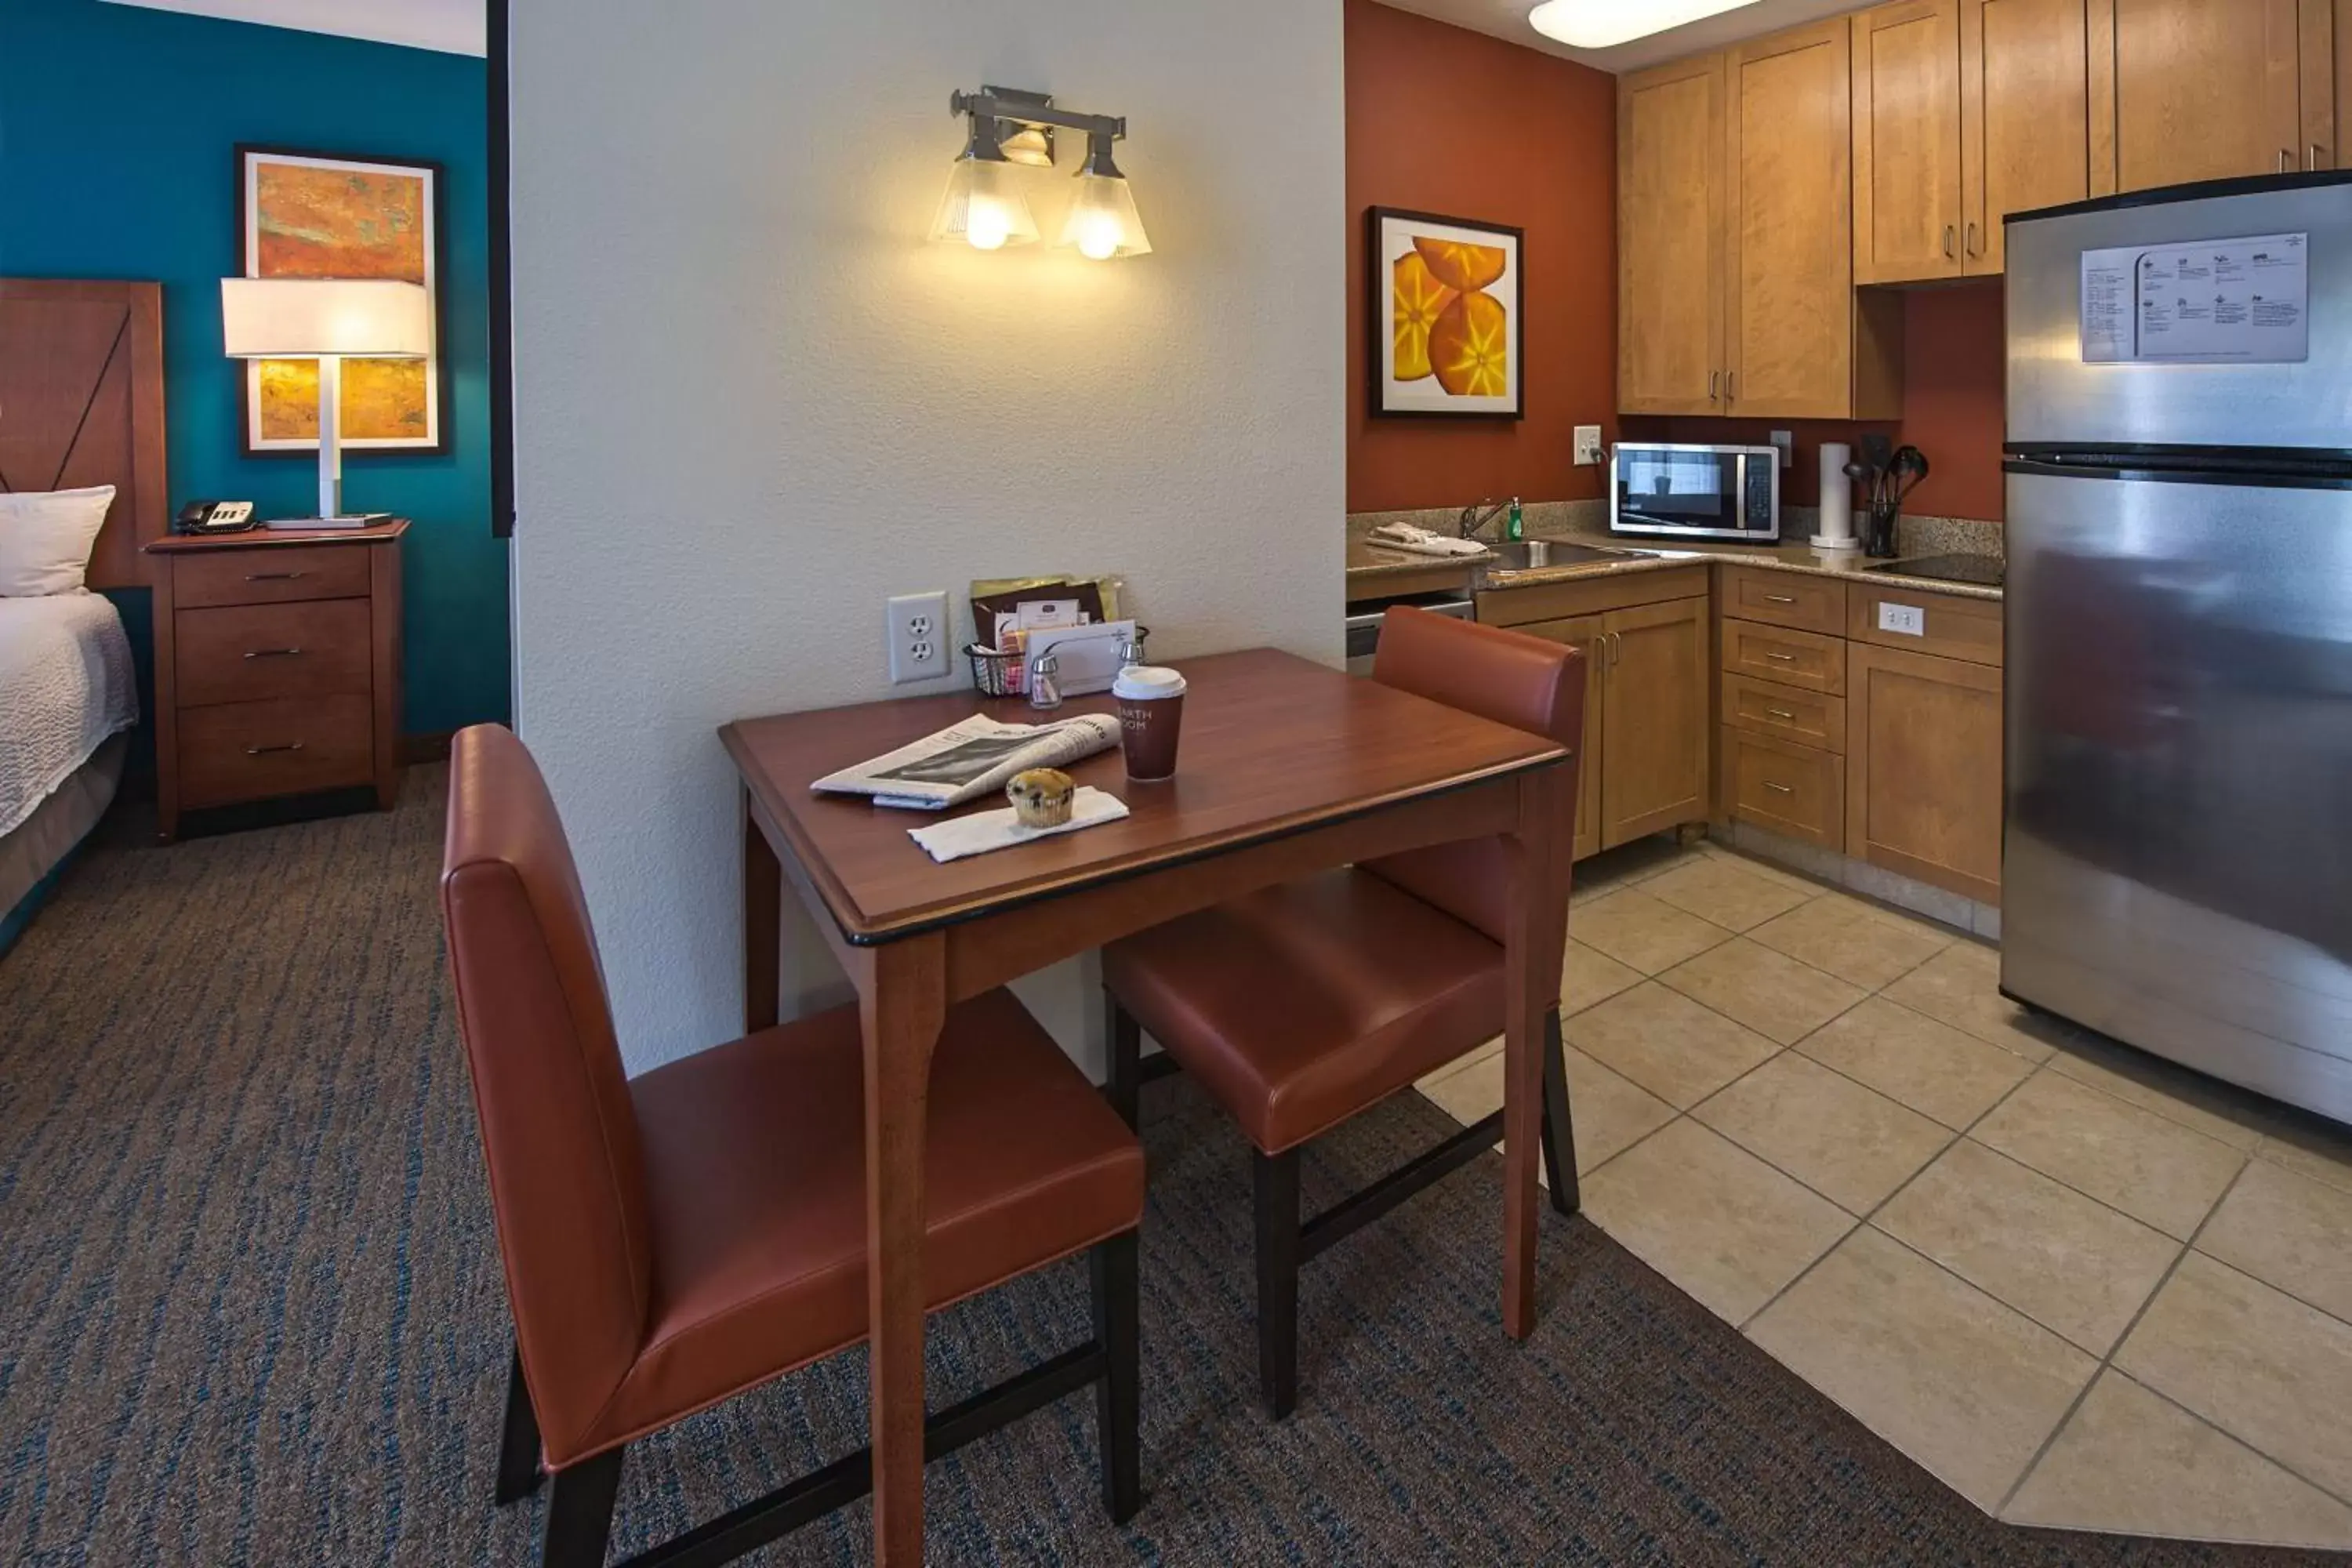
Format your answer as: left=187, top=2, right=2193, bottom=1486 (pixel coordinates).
left=172, top=500, right=259, bottom=535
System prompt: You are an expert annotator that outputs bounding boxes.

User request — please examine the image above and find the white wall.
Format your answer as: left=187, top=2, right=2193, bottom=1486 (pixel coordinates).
left=510, top=0, right=1347, bottom=1069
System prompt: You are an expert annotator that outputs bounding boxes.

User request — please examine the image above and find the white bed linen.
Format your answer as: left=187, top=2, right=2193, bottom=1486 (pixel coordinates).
left=0, top=590, right=139, bottom=839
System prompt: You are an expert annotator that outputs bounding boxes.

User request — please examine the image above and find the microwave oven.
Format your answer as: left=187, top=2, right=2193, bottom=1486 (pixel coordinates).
left=1609, top=442, right=1780, bottom=543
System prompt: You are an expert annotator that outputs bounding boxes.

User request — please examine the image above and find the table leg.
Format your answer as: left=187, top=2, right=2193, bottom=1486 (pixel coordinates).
left=858, top=935, right=947, bottom=1565
left=1502, top=765, right=1574, bottom=1338
left=742, top=787, right=782, bottom=1034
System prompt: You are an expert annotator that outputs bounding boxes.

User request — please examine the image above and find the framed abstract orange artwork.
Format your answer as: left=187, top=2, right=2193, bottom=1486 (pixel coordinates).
left=238, top=146, right=445, bottom=456
left=1367, top=207, right=1523, bottom=420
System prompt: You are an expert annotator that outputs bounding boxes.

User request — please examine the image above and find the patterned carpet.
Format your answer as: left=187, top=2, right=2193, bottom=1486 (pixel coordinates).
left=0, top=766, right=2334, bottom=1566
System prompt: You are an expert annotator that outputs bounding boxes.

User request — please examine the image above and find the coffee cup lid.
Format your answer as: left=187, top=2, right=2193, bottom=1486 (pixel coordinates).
left=1112, top=665, right=1185, bottom=700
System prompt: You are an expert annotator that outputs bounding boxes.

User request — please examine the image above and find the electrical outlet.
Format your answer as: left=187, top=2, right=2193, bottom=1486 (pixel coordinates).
left=1573, top=425, right=1604, bottom=465
left=887, top=590, right=950, bottom=684
left=1877, top=601, right=1926, bottom=637
left=1769, top=430, right=1795, bottom=468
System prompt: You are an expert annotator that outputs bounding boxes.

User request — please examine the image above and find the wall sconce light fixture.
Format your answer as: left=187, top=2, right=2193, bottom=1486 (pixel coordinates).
left=931, top=85, right=1152, bottom=259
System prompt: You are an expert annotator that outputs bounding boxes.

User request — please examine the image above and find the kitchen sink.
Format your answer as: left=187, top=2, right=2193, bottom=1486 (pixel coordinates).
left=1482, top=539, right=1653, bottom=569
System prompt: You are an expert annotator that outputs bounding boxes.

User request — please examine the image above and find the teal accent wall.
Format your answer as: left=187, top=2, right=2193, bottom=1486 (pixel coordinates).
left=0, top=0, right=508, bottom=736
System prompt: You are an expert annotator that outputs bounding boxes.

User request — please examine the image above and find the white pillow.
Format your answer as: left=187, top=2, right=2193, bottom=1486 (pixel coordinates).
left=0, top=485, right=116, bottom=596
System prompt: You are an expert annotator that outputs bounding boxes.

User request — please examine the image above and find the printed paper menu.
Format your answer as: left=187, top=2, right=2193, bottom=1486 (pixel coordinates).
left=2081, top=232, right=2310, bottom=365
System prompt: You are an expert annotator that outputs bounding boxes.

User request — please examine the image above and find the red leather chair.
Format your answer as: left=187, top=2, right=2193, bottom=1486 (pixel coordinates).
left=441, top=725, right=1145, bottom=1567
left=1102, top=607, right=1585, bottom=1417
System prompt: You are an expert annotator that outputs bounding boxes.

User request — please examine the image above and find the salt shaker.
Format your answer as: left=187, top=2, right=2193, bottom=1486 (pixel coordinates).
left=1027, top=651, right=1063, bottom=711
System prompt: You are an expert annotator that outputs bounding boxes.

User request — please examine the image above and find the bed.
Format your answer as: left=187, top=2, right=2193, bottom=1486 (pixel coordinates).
left=0, top=278, right=168, bottom=952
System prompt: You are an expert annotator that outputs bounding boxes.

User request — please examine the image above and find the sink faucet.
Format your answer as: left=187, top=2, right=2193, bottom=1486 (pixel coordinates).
left=1457, top=498, right=1508, bottom=541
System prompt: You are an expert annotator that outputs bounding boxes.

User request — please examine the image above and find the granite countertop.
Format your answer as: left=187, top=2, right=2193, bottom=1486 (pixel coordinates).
left=1347, top=532, right=2004, bottom=604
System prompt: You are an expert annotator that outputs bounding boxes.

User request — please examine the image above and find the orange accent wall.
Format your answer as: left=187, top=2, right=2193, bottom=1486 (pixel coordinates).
left=1345, top=0, right=2010, bottom=523
left=1345, top=0, right=1619, bottom=513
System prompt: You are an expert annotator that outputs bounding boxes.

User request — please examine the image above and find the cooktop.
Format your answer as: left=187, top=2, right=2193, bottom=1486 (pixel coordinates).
left=1866, top=554, right=2005, bottom=588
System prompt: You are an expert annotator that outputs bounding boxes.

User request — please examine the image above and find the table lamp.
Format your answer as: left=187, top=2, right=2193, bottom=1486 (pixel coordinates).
left=220, top=278, right=430, bottom=524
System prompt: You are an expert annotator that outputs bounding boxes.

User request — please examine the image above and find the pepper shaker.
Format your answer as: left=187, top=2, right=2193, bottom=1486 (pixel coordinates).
left=1028, top=651, right=1063, bottom=711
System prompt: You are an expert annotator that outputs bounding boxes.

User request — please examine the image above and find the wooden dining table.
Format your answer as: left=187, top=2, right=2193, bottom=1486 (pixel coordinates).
left=718, top=645, right=1573, bottom=1563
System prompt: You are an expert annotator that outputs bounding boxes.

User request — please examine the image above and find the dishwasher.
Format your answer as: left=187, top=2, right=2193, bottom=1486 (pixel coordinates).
left=1345, top=591, right=1474, bottom=676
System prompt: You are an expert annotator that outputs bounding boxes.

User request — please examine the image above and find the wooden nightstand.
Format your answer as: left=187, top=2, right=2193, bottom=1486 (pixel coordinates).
left=147, top=520, right=407, bottom=842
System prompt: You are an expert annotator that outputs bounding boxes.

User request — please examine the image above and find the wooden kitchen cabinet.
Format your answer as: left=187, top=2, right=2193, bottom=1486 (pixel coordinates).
left=1598, top=597, right=1712, bottom=848
left=1853, top=0, right=1965, bottom=283
left=1726, top=20, right=1905, bottom=417
left=1846, top=640, right=2005, bottom=903
left=1620, top=53, right=1730, bottom=414
left=1497, top=586, right=1710, bottom=859
left=1961, top=0, right=2092, bottom=273
left=2090, top=0, right=2311, bottom=192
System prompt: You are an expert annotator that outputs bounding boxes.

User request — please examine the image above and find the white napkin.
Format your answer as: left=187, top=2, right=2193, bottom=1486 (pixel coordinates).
left=1367, top=523, right=1490, bottom=558
left=907, top=786, right=1131, bottom=863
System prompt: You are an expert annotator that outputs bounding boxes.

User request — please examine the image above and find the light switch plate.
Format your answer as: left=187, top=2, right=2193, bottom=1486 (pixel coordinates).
left=1878, top=602, right=1926, bottom=637
left=1573, top=425, right=1604, bottom=465
left=1769, top=430, right=1795, bottom=468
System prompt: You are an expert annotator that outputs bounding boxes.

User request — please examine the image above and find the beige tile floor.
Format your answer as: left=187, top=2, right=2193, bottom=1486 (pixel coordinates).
left=1415, top=837, right=2352, bottom=1552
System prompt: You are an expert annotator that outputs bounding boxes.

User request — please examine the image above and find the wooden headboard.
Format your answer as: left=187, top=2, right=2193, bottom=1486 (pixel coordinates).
left=0, top=279, right=169, bottom=589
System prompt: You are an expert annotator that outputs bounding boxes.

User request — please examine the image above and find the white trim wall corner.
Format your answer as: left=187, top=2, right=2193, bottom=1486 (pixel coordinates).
left=507, top=0, right=1348, bottom=1069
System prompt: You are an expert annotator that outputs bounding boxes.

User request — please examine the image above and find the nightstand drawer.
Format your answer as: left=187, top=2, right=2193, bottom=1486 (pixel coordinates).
left=176, top=601, right=372, bottom=707
left=1722, top=617, right=1846, bottom=695
left=1719, top=726, right=1843, bottom=851
left=173, top=545, right=372, bottom=608
left=1722, top=671, right=1846, bottom=753
left=179, top=695, right=373, bottom=808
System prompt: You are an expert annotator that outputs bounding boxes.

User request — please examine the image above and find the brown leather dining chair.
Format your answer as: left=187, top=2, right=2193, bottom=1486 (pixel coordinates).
left=1101, top=606, right=1585, bottom=1417
left=440, top=724, right=1146, bottom=1567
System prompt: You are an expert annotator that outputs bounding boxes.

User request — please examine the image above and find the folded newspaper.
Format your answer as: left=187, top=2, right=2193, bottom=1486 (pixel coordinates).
left=811, top=713, right=1123, bottom=811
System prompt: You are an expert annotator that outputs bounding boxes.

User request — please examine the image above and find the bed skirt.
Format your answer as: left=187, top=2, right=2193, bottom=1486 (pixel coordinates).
left=0, top=735, right=127, bottom=956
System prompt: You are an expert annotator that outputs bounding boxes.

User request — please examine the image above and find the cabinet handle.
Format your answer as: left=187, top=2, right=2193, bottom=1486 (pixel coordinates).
left=245, top=571, right=307, bottom=583
left=1944, top=224, right=1956, bottom=259
left=1965, top=221, right=1980, bottom=258
left=2281, top=149, right=2294, bottom=173
left=1726, top=372, right=1736, bottom=405
left=1766, top=707, right=1797, bottom=721
left=1763, top=651, right=1796, bottom=662
left=2312, top=144, right=2329, bottom=172
left=1763, top=593, right=1797, bottom=604
left=245, top=742, right=305, bottom=756
left=242, top=647, right=303, bottom=659
left=1762, top=781, right=1795, bottom=795
left=1709, top=370, right=1721, bottom=402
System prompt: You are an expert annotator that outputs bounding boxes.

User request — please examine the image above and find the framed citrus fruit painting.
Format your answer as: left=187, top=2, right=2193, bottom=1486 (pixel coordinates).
left=237, top=145, right=445, bottom=456
left=1368, top=207, right=1523, bottom=419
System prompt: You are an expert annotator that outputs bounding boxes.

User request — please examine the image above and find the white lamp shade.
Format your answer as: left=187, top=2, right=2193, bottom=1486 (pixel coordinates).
left=1058, top=172, right=1152, bottom=260
left=220, top=278, right=431, bottom=359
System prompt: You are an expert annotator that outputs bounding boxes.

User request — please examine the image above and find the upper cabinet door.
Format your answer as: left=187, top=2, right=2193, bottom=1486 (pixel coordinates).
left=1961, top=0, right=2092, bottom=274
left=1727, top=20, right=1863, bottom=417
left=2092, top=0, right=2304, bottom=191
left=1853, top=0, right=1965, bottom=284
left=1618, top=54, right=1728, bottom=415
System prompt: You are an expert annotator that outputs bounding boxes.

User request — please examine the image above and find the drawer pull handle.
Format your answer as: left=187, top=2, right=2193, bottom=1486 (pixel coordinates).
left=242, top=647, right=303, bottom=659
left=245, top=571, right=307, bottom=583
left=1762, top=781, right=1795, bottom=795
left=1763, top=593, right=1797, bottom=604
left=1766, top=707, right=1796, bottom=720
left=245, top=742, right=306, bottom=757
left=1763, top=651, right=1796, bottom=662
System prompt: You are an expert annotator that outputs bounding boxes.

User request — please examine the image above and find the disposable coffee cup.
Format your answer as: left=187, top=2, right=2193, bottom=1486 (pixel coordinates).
left=1113, top=666, right=1187, bottom=781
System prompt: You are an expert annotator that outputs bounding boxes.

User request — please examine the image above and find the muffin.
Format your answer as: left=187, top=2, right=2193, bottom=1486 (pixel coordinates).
left=1005, top=768, right=1076, bottom=829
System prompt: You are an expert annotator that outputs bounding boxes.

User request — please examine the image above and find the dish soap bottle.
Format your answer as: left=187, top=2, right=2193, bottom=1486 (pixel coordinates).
left=1506, top=497, right=1524, bottom=542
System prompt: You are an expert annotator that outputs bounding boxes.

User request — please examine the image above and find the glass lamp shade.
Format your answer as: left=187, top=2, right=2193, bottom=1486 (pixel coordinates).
left=929, top=157, right=1040, bottom=251
left=1058, top=172, right=1152, bottom=260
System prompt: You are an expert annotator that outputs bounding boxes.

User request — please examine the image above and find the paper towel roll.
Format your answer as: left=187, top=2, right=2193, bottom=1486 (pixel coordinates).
left=1814, top=441, right=1858, bottom=550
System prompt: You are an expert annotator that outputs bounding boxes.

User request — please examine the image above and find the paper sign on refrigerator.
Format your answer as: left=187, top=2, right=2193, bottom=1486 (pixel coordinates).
left=2080, top=232, right=2310, bottom=365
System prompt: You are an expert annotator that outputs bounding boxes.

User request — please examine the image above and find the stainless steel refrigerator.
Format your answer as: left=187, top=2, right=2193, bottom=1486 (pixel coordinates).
left=2005, top=171, right=2352, bottom=1126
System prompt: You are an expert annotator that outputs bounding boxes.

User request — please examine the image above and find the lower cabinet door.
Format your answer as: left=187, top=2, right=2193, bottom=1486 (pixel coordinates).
left=1847, top=639, right=2003, bottom=903
left=1599, top=596, right=1711, bottom=849
left=1721, top=725, right=1845, bottom=850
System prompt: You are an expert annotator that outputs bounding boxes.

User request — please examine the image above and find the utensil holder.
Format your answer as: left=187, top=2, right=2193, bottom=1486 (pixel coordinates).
left=967, top=644, right=1020, bottom=698
left=1864, top=502, right=1901, bottom=559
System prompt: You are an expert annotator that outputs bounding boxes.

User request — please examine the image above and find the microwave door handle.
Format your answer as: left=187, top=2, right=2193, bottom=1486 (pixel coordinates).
left=1733, top=453, right=1748, bottom=528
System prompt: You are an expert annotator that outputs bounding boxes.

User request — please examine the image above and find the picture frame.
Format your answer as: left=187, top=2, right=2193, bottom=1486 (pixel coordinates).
left=1367, top=206, right=1524, bottom=420
left=236, top=144, right=448, bottom=456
